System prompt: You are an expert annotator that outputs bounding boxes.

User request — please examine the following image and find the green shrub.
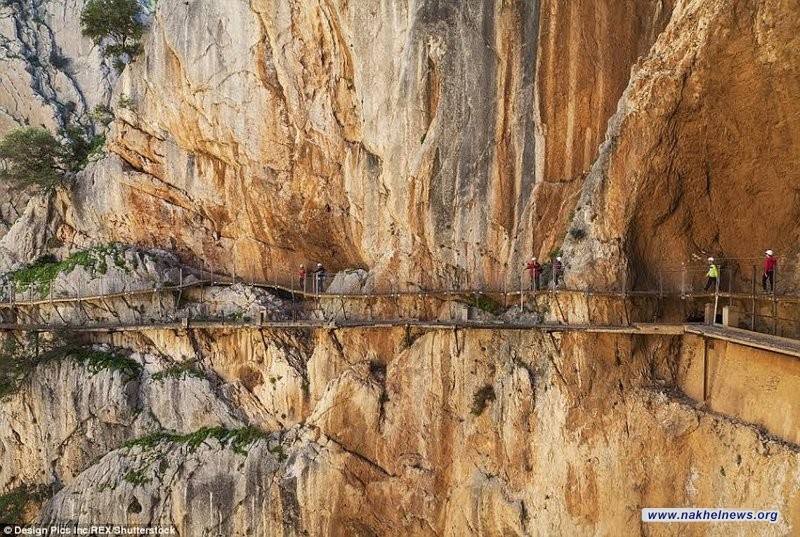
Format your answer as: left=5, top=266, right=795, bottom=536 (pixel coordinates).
left=74, top=349, right=143, bottom=379
left=0, top=339, right=141, bottom=400
left=59, top=123, right=105, bottom=173
left=0, top=484, right=51, bottom=524
left=151, top=361, right=204, bottom=381
left=470, top=384, right=496, bottom=416
left=117, top=94, right=136, bottom=111
left=80, top=0, right=146, bottom=71
left=471, top=294, right=499, bottom=315
left=90, top=104, right=115, bottom=127
left=125, top=426, right=270, bottom=456
left=0, top=125, right=105, bottom=193
left=6, top=243, right=128, bottom=297
left=0, top=128, right=62, bottom=191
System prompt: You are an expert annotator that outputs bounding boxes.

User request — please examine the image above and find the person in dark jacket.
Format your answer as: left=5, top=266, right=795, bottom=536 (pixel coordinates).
left=763, top=249, right=777, bottom=293
left=525, top=257, right=542, bottom=291
left=553, top=256, right=564, bottom=287
left=314, top=262, right=326, bottom=293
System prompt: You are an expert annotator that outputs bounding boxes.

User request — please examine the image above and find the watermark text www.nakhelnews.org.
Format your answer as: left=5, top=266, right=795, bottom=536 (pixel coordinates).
left=642, top=508, right=780, bottom=523
left=0, top=525, right=176, bottom=536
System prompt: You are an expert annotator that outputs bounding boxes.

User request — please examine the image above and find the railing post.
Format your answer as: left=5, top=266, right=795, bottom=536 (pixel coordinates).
left=773, top=263, right=778, bottom=297
left=519, top=275, right=523, bottom=312
left=681, top=263, right=687, bottom=298
left=713, top=271, right=720, bottom=324
left=773, top=284, right=778, bottom=336
left=751, top=265, right=756, bottom=331
left=728, top=265, right=732, bottom=308
left=772, top=264, right=778, bottom=335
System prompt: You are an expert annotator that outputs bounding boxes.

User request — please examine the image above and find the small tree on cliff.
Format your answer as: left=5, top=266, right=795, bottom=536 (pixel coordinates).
left=0, top=128, right=63, bottom=191
left=80, top=0, right=145, bottom=71
left=0, top=125, right=103, bottom=192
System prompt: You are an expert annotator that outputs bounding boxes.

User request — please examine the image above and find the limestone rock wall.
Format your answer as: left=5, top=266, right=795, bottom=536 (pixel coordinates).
left=14, top=326, right=799, bottom=536
left=1, top=0, right=797, bottom=293
left=0, top=337, right=246, bottom=497
left=0, top=0, right=113, bottom=240
left=564, top=0, right=800, bottom=292
left=53, top=0, right=673, bottom=289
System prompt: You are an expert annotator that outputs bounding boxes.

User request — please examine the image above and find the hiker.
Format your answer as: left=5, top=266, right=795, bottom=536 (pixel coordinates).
left=525, top=257, right=542, bottom=291
left=553, top=256, right=564, bottom=288
left=298, top=264, right=306, bottom=292
left=704, top=257, right=719, bottom=291
left=314, top=262, right=326, bottom=293
left=763, top=249, right=777, bottom=293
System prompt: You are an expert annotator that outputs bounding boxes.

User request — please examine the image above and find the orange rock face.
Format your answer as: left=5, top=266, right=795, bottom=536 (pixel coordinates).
left=3, top=0, right=796, bottom=291
left=565, top=0, right=800, bottom=292
left=61, top=0, right=684, bottom=290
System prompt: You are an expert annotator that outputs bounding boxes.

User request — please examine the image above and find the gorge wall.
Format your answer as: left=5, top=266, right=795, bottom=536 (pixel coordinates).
left=2, top=0, right=676, bottom=286
left=2, top=0, right=799, bottom=534
left=2, top=327, right=797, bottom=535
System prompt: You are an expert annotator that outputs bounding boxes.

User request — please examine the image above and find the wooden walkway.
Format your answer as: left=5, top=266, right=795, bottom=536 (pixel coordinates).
left=0, top=319, right=686, bottom=334
left=1, top=278, right=797, bottom=308
left=687, top=325, right=800, bottom=359
left=2, top=318, right=798, bottom=359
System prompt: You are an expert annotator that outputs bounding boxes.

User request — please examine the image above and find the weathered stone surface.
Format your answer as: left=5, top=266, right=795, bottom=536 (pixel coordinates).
left=177, top=283, right=290, bottom=322
left=42, top=0, right=673, bottom=291
left=0, top=0, right=114, bottom=242
left=564, top=0, right=800, bottom=292
left=0, top=343, right=243, bottom=494
left=12, top=327, right=799, bottom=535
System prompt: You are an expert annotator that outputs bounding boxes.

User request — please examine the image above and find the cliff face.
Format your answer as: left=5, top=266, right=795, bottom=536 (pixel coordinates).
left=10, top=0, right=672, bottom=288
left=7, top=327, right=796, bottom=535
left=1, top=0, right=797, bottom=285
left=565, top=0, right=800, bottom=291
left=2, top=0, right=800, bottom=534
left=0, top=0, right=113, bottom=239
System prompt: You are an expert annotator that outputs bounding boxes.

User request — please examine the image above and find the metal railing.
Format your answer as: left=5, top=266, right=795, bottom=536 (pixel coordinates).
left=1, top=260, right=799, bottom=305
left=0, top=255, right=797, bottom=336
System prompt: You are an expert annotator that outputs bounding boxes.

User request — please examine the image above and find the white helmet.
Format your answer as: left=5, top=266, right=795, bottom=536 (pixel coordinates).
left=766, top=249, right=774, bottom=256
left=317, top=262, right=322, bottom=267
left=531, top=257, right=537, bottom=261
left=556, top=256, right=562, bottom=261
left=708, top=257, right=714, bottom=262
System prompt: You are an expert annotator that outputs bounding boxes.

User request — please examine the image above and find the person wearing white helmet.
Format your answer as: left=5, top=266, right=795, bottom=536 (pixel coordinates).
left=553, top=256, right=564, bottom=288
left=313, top=262, right=326, bottom=294
left=525, top=257, right=542, bottom=291
left=704, top=257, right=719, bottom=291
left=763, top=249, right=777, bottom=293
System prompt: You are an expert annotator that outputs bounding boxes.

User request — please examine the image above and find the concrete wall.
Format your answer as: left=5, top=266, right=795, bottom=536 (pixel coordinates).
left=679, top=334, right=800, bottom=445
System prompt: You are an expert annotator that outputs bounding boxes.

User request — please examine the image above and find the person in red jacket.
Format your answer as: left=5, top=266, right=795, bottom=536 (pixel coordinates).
left=763, top=250, right=777, bottom=293
left=525, top=257, right=542, bottom=291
